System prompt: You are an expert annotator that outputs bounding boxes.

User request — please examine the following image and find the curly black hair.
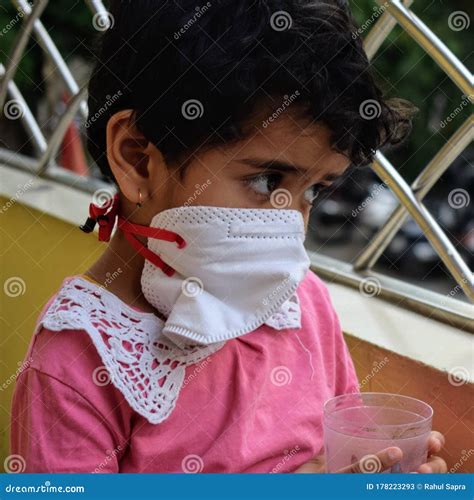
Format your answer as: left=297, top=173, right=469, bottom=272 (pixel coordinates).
left=86, top=0, right=417, bottom=181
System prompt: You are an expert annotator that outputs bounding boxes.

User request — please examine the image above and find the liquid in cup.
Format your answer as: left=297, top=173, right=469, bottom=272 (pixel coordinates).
left=323, top=393, right=433, bottom=473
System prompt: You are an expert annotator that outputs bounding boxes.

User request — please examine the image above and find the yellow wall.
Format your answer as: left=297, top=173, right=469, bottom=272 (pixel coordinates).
left=0, top=196, right=104, bottom=463
left=1, top=197, right=472, bottom=472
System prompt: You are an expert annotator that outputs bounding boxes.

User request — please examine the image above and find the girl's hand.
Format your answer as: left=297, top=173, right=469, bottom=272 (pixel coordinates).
left=416, top=430, right=447, bottom=473
left=294, top=430, right=447, bottom=473
left=294, top=448, right=403, bottom=473
left=293, top=454, right=326, bottom=473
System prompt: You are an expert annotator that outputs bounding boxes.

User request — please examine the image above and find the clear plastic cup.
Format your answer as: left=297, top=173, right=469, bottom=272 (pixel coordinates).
left=323, top=392, right=433, bottom=473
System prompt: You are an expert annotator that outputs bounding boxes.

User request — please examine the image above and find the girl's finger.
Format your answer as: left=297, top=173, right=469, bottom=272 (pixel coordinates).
left=427, top=431, right=445, bottom=455
left=339, top=447, right=403, bottom=473
left=417, top=455, right=448, bottom=474
left=294, top=455, right=325, bottom=473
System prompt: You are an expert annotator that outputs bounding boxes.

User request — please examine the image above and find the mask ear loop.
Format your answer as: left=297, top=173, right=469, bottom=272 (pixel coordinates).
left=80, top=193, right=120, bottom=241
left=80, top=194, right=186, bottom=276
left=117, top=216, right=186, bottom=277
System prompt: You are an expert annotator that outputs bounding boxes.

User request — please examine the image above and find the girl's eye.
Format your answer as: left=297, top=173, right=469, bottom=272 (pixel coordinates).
left=245, top=173, right=283, bottom=197
left=304, top=184, right=325, bottom=205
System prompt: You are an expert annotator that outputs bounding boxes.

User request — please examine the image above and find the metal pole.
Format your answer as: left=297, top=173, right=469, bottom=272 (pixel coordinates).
left=0, top=0, right=49, bottom=109
left=11, top=0, right=88, bottom=119
left=371, top=153, right=473, bottom=301
left=355, top=117, right=473, bottom=271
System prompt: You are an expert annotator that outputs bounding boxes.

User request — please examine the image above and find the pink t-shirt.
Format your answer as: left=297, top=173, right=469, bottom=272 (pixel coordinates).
left=10, top=271, right=359, bottom=473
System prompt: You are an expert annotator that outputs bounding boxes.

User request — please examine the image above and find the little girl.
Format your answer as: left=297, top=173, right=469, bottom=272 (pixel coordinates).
left=10, top=0, right=446, bottom=473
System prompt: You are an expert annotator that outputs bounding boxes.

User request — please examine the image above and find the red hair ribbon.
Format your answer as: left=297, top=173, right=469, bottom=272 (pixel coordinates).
left=80, top=193, right=120, bottom=242
left=80, top=194, right=186, bottom=276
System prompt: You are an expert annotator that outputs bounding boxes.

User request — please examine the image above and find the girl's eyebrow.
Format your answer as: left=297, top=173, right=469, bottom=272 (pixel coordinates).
left=237, top=157, right=308, bottom=175
left=322, top=172, right=343, bottom=182
left=237, top=157, right=345, bottom=182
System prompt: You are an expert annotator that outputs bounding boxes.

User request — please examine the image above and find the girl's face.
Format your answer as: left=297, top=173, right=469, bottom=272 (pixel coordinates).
left=108, top=107, right=351, bottom=231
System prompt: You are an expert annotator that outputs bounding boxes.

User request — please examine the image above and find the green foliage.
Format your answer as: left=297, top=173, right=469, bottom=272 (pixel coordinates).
left=350, top=0, right=472, bottom=179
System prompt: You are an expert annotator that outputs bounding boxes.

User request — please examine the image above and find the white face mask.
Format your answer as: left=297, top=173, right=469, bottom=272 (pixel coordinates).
left=140, top=205, right=310, bottom=346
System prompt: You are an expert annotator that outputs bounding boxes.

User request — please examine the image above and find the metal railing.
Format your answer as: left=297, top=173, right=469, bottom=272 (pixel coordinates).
left=0, top=0, right=472, bottom=331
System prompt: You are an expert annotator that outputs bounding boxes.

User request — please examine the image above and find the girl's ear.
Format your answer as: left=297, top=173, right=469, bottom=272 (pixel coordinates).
left=106, top=109, right=164, bottom=205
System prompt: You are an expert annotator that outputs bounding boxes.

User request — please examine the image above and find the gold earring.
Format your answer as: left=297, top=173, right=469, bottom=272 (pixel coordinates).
left=136, top=189, right=142, bottom=208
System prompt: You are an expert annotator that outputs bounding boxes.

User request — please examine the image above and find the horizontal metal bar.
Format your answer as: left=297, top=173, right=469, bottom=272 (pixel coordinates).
left=0, top=147, right=108, bottom=194
left=355, top=116, right=474, bottom=271
left=385, top=0, right=473, bottom=95
left=310, top=252, right=474, bottom=333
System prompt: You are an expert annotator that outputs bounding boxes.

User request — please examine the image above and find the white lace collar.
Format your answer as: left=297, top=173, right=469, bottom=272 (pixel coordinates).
left=35, top=276, right=302, bottom=424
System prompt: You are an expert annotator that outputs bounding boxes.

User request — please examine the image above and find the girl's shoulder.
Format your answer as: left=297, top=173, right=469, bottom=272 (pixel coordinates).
left=21, top=275, right=162, bottom=422
left=27, top=274, right=163, bottom=383
left=26, top=275, right=200, bottom=425
left=298, top=269, right=336, bottom=312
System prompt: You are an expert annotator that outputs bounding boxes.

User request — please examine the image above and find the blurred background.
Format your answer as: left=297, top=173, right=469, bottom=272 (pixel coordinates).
left=0, top=0, right=472, bottom=298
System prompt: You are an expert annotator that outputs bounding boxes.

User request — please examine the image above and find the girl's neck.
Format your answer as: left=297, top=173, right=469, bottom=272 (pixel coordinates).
left=84, top=231, right=164, bottom=318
